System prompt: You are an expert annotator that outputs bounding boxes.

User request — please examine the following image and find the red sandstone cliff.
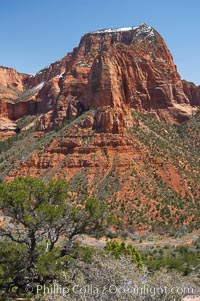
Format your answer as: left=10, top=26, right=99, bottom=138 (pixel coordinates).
left=1, top=23, right=200, bottom=139
left=0, top=66, right=28, bottom=93
left=182, top=80, right=200, bottom=106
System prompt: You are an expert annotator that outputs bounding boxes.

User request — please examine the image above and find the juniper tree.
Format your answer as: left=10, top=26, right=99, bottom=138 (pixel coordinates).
left=0, top=177, right=107, bottom=295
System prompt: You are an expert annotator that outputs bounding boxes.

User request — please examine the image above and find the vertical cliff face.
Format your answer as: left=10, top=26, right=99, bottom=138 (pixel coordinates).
left=0, top=66, right=29, bottom=115
left=182, top=80, right=200, bottom=106
left=73, top=24, right=197, bottom=130
left=0, top=67, right=30, bottom=137
left=0, top=66, right=28, bottom=92
left=86, top=53, right=132, bottom=133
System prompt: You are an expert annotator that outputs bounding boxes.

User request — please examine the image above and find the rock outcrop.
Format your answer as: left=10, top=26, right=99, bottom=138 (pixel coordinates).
left=1, top=23, right=200, bottom=137
left=0, top=66, right=28, bottom=93
left=182, top=80, right=200, bottom=106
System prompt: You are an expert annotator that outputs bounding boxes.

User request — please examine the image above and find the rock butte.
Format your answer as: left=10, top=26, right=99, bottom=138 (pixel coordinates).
left=1, top=23, right=200, bottom=136
left=0, top=24, right=200, bottom=231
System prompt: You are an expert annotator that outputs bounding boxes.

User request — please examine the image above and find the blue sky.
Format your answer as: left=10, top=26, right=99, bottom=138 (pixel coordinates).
left=0, top=0, right=199, bottom=84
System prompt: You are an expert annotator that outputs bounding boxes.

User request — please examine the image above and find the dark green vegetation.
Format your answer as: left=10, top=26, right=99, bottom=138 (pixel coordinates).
left=104, top=240, right=143, bottom=270
left=0, top=178, right=111, bottom=297
left=141, top=240, right=200, bottom=277
left=0, top=178, right=199, bottom=300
